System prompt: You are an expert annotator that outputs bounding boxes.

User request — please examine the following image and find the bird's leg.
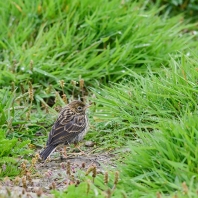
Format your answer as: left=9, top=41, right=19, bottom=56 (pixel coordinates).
left=73, top=143, right=85, bottom=155
left=60, top=146, right=67, bottom=159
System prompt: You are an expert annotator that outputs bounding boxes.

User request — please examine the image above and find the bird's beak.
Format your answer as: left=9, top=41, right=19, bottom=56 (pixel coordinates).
left=84, top=104, right=91, bottom=110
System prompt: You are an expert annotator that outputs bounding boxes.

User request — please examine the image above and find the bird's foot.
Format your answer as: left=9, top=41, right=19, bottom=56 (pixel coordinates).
left=72, top=143, right=87, bottom=156
left=70, top=150, right=86, bottom=156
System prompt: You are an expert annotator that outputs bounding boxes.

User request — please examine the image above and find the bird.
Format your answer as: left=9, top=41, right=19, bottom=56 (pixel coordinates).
left=40, top=100, right=90, bottom=161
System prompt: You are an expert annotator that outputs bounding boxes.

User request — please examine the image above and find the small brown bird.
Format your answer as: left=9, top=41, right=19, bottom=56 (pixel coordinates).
left=40, top=100, right=90, bottom=161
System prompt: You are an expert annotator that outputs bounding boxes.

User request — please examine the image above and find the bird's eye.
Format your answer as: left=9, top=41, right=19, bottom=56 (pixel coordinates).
left=77, top=106, right=83, bottom=111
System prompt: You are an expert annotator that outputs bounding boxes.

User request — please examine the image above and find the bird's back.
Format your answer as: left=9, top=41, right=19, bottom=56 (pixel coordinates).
left=47, top=106, right=88, bottom=146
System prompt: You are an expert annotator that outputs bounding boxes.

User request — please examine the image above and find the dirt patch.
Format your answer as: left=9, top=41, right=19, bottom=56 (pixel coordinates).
left=0, top=145, right=116, bottom=197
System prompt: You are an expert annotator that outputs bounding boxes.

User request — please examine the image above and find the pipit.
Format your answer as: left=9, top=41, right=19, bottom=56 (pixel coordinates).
left=40, top=100, right=90, bottom=161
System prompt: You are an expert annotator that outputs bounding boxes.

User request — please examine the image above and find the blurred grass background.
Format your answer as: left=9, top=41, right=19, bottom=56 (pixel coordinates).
left=0, top=0, right=198, bottom=197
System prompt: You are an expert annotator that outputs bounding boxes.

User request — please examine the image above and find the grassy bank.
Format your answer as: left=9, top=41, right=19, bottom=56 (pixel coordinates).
left=92, top=54, right=198, bottom=197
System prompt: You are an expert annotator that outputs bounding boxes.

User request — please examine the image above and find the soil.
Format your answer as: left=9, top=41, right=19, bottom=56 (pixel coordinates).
left=0, top=142, right=116, bottom=198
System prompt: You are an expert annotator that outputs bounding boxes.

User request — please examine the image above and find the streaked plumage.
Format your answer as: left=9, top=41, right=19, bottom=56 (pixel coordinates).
left=40, top=100, right=89, bottom=160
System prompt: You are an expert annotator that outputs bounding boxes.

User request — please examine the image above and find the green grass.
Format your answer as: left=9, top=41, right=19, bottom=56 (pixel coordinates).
left=90, top=53, right=198, bottom=143
left=0, top=0, right=196, bottom=93
left=0, top=0, right=198, bottom=197
left=118, top=115, right=198, bottom=197
left=90, top=53, right=198, bottom=196
left=0, top=128, right=32, bottom=177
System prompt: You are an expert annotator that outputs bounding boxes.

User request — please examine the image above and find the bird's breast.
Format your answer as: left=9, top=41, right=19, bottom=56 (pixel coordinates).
left=75, top=115, right=89, bottom=143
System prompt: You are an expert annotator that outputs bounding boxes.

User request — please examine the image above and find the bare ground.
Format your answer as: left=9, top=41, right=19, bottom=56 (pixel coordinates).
left=0, top=142, right=116, bottom=198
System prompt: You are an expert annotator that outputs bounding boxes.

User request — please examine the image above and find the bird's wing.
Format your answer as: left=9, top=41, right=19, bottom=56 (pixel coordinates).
left=47, top=110, right=86, bottom=146
left=47, top=107, right=74, bottom=144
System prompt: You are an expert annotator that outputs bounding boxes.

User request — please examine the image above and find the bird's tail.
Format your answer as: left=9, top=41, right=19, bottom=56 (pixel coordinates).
left=40, top=145, right=56, bottom=160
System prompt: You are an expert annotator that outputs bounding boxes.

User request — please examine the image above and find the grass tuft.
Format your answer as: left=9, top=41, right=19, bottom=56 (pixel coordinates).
left=90, top=53, right=198, bottom=196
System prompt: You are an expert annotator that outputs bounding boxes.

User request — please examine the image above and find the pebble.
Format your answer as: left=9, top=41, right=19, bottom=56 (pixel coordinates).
left=84, top=141, right=95, bottom=147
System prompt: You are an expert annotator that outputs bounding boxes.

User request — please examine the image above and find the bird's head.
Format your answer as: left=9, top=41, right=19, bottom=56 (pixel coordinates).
left=68, top=100, right=90, bottom=114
